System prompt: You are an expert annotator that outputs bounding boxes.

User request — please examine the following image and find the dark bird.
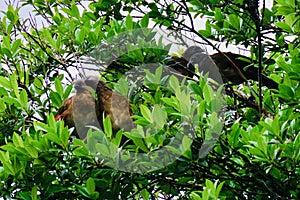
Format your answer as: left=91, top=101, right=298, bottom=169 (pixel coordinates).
left=210, top=52, right=278, bottom=89
left=84, top=76, right=135, bottom=133
left=187, top=46, right=223, bottom=83
left=186, top=46, right=279, bottom=89
left=55, top=79, right=98, bottom=139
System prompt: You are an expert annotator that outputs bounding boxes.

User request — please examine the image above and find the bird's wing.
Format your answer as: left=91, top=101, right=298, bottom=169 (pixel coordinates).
left=55, top=96, right=73, bottom=121
left=211, top=52, right=278, bottom=89
left=189, top=52, right=224, bottom=84
left=110, top=92, right=134, bottom=131
left=55, top=96, right=75, bottom=128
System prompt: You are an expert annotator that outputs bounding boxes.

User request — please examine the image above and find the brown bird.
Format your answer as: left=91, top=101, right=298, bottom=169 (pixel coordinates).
left=55, top=79, right=99, bottom=139
left=84, top=76, right=135, bottom=133
left=55, top=96, right=74, bottom=127
left=210, top=52, right=278, bottom=89
left=186, top=46, right=278, bottom=89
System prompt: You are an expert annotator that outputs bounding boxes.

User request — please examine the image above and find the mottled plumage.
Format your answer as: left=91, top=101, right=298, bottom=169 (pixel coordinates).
left=55, top=79, right=98, bottom=139
left=84, top=76, right=134, bottom=132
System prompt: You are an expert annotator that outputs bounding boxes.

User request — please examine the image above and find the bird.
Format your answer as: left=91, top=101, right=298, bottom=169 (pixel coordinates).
left=55, top=79, right=99, bottom=139
left=185, top=46, right=279, bottom=89
left=55, top=96, right=74, bottom=128
left=186, top=46, right=223, bottom=84
left=210, top=52, right=278, bottom=89
left=84, top=76, right=135, bottom=133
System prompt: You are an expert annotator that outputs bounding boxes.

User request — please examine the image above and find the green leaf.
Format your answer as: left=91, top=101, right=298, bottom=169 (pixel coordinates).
left=140, top=14, right=149, bottom=27
left=0, top=76, right=11, bottom=89
left=214, top=7, right=223, bottom=21
left=33, top=76, right=44, bottom=93
left=103, top=116, right=113, bottom=138
left=198, top=30, right=211, bottom=38
left=25, top=145, right=38, bottom=159
left=44, top=132, right=61, bottom=146
left=131, top=137, right=148, bottom=152
left=133, top=116, right=151, bottom=126
left=205, top=21, right=212, bottom=35
left=140, top=105, right=152, bottom=123
left=152, top=105, right=167, bottom=129
left=54, top=78, right=64, bottom=98
left=126, top=15, right=133, bottom=30
left=168, top=75, right=180, bottom=93
left=50, top=91, right=62, bottom=107
left=19, top=89, right=28, bottom=109
left=293, top=133, right=300, bottom=160
left=42, top=29, right=56, bottom=47
left=3, top=96, right=21, bottom=108
left=75, top=28, right=86, bottom=44
left=71, top=3, right=80, bottom=18
left=2, top=36, right=11, bottom=50
left=95, top=143, right=111, bottom=157
left=7, top=4, right=19, bottom=24
left=86, top=177, right=96, bottom=194
left=0, top=150, right=10, bottom=163
left=279, top=84, right=295, bottom=98
left=11, top=39, right=21, bottom=56
left=61, top=3, right=80, bottom=18
left=12, top=132, right=24, bottom=148
left=53, top=12, right=62, bottom=25
left=48, top=113, right=57, bottom=131
left=229, top=14, right=241, bottom=30
left=161, top=97, right=180, bottom=111
left=63, top=84, right=73, bottom=99
left=215, top=181, right=225, bottom=197
left=275, top=22, right=292, bottom=32
left=2, top=161, right=15, bottom=175
left=0, top=98, right=6, bottom=111
left=73, top=139, right=89, bottom=156
left=182, top=136, right=193, bottom=159
left=10, top=73, right=19, bottom=98
left=31, top=185, right=38, bottom=200
left=1, top=47, right=12, bottom=58
left=115, top=77, right=129, bottom=97
left=58, top=123, right=70, bottom=148
left=203, top=84, right=213, bottom=101
left=144, top=69, right=156, bottom=84
left=154, top=66, right=163, bottom=84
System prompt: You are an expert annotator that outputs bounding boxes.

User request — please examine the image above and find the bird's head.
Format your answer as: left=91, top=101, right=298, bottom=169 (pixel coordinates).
left=188, top=52, right=209, bottom=66
left=84, top=76, right=109, bottom=92
left=84, top=75, right=100, bottom=89
left=73, top=79, right=88, bottom=93
left=182, top=46, right=206, bottom=60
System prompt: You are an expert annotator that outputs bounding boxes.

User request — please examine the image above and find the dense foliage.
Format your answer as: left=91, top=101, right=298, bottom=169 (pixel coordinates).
left=0, top=0, right=299, bottom=199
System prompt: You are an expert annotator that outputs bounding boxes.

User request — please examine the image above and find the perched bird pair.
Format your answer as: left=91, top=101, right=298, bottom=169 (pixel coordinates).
left=84, top=76, right=134, bottom=132
left=55, top=76, right=134, bottom=139
left=55, top=46, right=278, bottom=138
